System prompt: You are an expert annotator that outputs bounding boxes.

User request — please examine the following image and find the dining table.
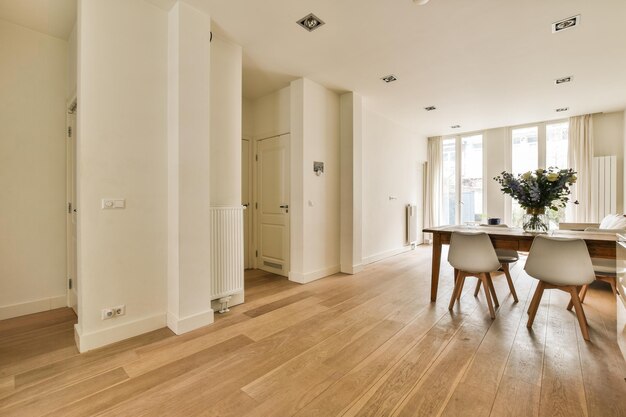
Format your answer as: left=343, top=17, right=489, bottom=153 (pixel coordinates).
left=422, top=225, right=617, bottom=302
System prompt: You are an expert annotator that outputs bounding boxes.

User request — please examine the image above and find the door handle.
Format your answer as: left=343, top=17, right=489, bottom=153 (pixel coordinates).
left=279, top=205, right=289, bottom=209
left=243, top=203, right=249, bottom=207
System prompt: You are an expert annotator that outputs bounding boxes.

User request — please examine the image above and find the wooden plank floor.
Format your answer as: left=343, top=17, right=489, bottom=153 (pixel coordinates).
left=1, top=246, right=626, bottom=416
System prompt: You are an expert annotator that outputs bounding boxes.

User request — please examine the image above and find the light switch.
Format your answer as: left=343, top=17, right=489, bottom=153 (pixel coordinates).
left=102, top=199, right=126, bottom=209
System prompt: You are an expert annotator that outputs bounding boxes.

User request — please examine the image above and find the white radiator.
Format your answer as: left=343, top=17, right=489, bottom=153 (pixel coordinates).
left=209, top=206, right=244, bottom=300
left=406, top=204, right=418, bottom=244
left=591, top=156, right=617, bottom=221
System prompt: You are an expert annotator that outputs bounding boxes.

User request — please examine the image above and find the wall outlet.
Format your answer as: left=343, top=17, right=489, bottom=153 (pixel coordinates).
left=101, top=308, right=115, bottom=320
left=101, top=305, right=126, bottom=320
left=113, top=305, right=126, bottom=316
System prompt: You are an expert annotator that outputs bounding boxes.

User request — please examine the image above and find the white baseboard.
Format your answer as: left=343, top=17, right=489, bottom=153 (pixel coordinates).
left=0, top=295, right=67, bottom=320
left=340, top=264, right=363, bottom=275
left=167, top=309, right=214, bottom=335
left=75, top=313, right=166, bottom=353
left=362, top=246, right=413, bottom=266
left=289, top=265, right=341, bottom=284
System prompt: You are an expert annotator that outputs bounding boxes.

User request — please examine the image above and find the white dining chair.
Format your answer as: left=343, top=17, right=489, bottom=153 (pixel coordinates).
left=524, top=235, right=596, bottom=341
left=448, top=231, right=503, bottom=319
left=476, top=224, right=519, bottom=302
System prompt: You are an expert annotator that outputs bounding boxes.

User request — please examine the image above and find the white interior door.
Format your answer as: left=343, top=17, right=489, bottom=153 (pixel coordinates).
left=257, top=134, right=290, bottom=276
left=242, top=139, right=252, bottom=269
left=66, top=106, right=78, bottom=313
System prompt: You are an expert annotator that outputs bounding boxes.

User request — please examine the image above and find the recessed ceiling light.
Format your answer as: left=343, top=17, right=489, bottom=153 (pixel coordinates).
left=556, top=107, right=569, bottom=112
left=555, top=76, right=573, bottom=85
left=424, top=106, right=437, bottom=111
left=413, top=0, right=430, bottom=5
left=381, top=74, right=397, bottom=83
left=297, top=13, right=325, bottom=32
left=552, top=15, right=580, bottom=33
left=451, top=125, right=461, bottom=129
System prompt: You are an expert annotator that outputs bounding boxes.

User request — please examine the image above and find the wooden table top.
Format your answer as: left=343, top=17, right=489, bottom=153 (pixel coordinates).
left=423, top=225, right=618, bottom=243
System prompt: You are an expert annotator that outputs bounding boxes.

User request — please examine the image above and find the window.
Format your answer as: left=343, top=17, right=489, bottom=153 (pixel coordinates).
left=509, top=122, right=569, bottom=226
left=440, top=134, right=483, bottom=225
left=441, top=138, right=456, bottom=225
left=461, top=135, right=483, bottom=223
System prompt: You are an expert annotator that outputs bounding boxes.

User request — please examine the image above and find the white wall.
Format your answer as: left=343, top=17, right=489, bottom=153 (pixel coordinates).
left=362, top=106, right=426, bottom=263
left=242, top=97, right=253, bottom=139
left=0, top=19, right=68, bottom=319
left=210, top=36, right=242, bottom=207
left=77, top=0, right=168, bottom=350
left=67, top=23, right=77, bottom=98
left=253, top=86, right=290, bottom=139
left=594, top=111, right=625, bottom=213
left=301, top=80, right=341, bottom=277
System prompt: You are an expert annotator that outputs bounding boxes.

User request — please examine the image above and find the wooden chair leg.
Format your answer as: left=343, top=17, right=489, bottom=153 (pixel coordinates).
left=609, top=277, right=618, bottom=296
left=474, top=280, right=481, bottom=297
left=527, top=281, right=545, bottom=328
left=486, top=272, right=499, bottom=308
left=449, top=271, right=465, bottom=311
left=568, top=286, right=590, bottom=341
left=456, top=275, right=467, bottom=301
left=481, top=273, right=496, bottom=319
left=502, top=263, right=519, bottom=303
left=567, top=285, right=581, bottom=311
left=579, top=284, right=589, bottom=303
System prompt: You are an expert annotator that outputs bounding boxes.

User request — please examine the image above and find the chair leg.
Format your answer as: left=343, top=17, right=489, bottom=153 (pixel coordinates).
left=502, top=263, right=519, bottom=303
left=579, top=284, right=589, bottom=303
left=449, top=271, right=465, bottom=311
left=609, top=277, right=618, bottom=296
left=568, top=286, right=590, bottom=341
left=474, top=280, right=481, bottom=297
left=567, top=284, right=590, bottom=311
left=486, top=272, right=499, bottom=308
left=527, top=281, right=545, bottom=328
left=481, top=273, right=496, bottom=319
left=456, top=275, right=467, bottom=301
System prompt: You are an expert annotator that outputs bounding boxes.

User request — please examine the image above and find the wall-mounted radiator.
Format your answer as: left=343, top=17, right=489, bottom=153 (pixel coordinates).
left=406, top=204, right=418, bottom=245
left=591, top=156, right=617, bottom=221
left=209, top=206, right=244, bottom=300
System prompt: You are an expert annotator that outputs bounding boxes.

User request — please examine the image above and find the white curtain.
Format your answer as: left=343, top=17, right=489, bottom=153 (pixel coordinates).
left=423, top=136, right=442, bottom=243
left=567, top=114, right=594, bottom=222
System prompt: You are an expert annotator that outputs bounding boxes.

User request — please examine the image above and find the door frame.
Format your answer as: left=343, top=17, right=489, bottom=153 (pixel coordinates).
left=242, top=137, right=253, bottom=269
left=252, top=133, right=290, bottom=274
left=65, top=95, right=78, bottom=313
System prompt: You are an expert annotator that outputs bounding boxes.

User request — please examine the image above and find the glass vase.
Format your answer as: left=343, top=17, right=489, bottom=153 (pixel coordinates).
left=523, top=208, right=549, bottom=233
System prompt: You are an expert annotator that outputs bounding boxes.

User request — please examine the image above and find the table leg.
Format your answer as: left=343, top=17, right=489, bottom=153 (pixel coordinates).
left=431, top=233, right=442, bottom=302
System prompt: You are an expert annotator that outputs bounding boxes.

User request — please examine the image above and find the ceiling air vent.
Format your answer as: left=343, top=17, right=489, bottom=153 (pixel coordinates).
left=381, top=74, right=397, bottom=83
left=556, top=107, right=569, bottom=112
left=552, top=15, right=580, bottom=33
left=297, top=13, right=325, bottom=32
left=424, top=106, right=437, bottom=111
left=555, top=76, right=573, bottom=85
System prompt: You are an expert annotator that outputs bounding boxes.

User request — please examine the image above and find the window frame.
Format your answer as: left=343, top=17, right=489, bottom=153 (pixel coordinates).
left=504, top=119, right=568, bottom=225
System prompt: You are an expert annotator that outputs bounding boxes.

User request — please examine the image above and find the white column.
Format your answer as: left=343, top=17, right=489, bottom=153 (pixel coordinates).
left=167, top=2, right=213, bottom=334
left=340, top=92, right=363, bottom=274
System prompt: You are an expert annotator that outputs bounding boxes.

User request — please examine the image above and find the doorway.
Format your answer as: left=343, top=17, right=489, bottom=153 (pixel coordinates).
left=66, top=99, right=78, bottom=314
left=256, top=134, right=290, bottom=277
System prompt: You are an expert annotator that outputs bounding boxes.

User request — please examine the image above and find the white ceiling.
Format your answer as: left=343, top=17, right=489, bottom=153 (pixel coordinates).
left=0, top=0, right=76, bottom=40
left=3, top=0, right=624, bottom=137
left=200, top=0, right=626, bottom=137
